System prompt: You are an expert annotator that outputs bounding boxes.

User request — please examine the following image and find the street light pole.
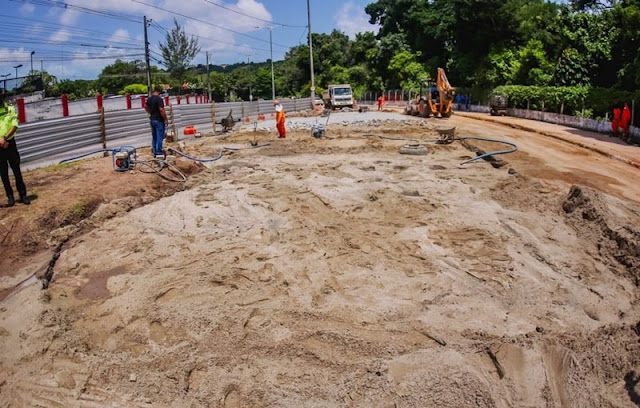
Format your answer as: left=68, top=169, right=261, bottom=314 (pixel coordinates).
left=13, top=64, right=22, bottom=80
left=307, top=0, right=315, bottom=105
left=30, top=51, right=35, bottom=73
left=255, top=26, right=276, bottom=100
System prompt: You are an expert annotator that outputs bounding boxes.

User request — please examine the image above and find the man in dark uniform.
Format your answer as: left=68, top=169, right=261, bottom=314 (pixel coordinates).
left=0, top=92, right=29, bottom=207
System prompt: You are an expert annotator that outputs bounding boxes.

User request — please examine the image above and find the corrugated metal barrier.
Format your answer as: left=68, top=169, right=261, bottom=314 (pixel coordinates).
left=18, top=98, right=313, bottom=167
left=104, top=109, right=152, bottom=147
left=18, top=113, right=103, bottom=163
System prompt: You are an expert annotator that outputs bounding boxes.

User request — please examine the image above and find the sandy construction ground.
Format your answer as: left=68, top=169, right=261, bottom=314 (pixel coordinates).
left=1, top=113, right=640, bottom=407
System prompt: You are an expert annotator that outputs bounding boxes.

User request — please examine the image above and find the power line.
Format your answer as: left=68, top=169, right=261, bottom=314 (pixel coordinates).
left=151, top=21, right=275, bottom=55
left=0, top=54, right=145, bottom=63
left=200, top=0, right=306, bottom=28
left=9, top=0, right=140, bottom=23
left=0, top=38, right=142, bottom=49
left=131, top=0, right=291, bottom=49
left=0, top=15, right=139, bottom=45
left=297, top=27, right=309, bottom=45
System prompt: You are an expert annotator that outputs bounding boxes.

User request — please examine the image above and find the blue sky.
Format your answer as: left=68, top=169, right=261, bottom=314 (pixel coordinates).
left=0, top=0, right=379, bottom=80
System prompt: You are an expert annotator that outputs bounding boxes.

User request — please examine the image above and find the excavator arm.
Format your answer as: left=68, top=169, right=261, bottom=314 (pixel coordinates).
left=436, top=68, right=455, bottom=117
left=405, top=68, right=455, bottom=118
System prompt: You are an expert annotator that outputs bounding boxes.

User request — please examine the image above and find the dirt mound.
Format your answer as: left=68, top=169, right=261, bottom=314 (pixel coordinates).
left=562, top=185, right=640, bottom=284
left=490, top=174, right=559, bottom=212
left=90, top=196, right=142, bottom=223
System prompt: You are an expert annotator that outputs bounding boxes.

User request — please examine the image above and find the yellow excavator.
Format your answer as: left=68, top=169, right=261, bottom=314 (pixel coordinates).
left=405, top=68, right=455, bottom=118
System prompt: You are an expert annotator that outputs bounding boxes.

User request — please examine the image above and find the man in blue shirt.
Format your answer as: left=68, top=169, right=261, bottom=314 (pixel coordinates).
left=0, top=92, right=29, bottom=207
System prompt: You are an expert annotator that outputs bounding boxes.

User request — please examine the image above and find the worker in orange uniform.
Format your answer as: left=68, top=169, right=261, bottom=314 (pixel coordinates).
left=274, top=100, right=286, bottom=138
left=621, top=103, right=632, bottom=142
left=612, top=107, right=621, bottom=138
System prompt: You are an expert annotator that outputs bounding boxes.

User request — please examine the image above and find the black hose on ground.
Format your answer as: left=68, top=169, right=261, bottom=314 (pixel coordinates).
left=134, top=159, right=187, bottom=182
left=362, top=133, right=518, bottom=164
left=59, top=149, right=115, bottom=164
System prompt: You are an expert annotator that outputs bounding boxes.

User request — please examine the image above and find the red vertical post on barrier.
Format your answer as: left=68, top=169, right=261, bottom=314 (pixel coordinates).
left=16, top=98, right=26, bottom=123
left=61, top=94, right=69, bottom=117
left=186, top=95, right=190, bottom=104
left=141, top=95, right=146, bottom=108
left=165, top=96, right=169, bottom=105
left=126, top=93, right=132, bottom=109
left=96, top=94, right=103, bottom=110
left=177, top=96, right=181, bottom=105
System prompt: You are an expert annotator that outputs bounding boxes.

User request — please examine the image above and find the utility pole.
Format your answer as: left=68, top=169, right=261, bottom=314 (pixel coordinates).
left=206, top=51, right=211, bottom=101
left=248, top=55, right=253, bottom=102
left=307, top=0, right=316, bottom=106
left=143, top=16, right=152, bottom=97
left=40, top=60, right=43, bottom=73
left=269, top=28, right=275, bottom=100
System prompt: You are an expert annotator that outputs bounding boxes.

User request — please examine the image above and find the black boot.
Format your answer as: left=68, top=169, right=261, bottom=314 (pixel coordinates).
left=18, top=195, right=30, bottom=205
left=7, top=195, right=15, bottom=207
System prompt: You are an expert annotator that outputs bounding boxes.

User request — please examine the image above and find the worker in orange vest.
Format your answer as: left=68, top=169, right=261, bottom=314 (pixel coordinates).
left=274, top=100, right=286, bottom=138
left=621, top=103, right=632, bottom=142
left=612, top=107, right=621, bottom=137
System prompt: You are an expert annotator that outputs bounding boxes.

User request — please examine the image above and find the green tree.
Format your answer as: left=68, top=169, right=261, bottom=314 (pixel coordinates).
left=158, top=19, right=200, bottom=79
left=56, top=79, right=97, bottom=98
left=514, top=40, right=553, bottom=85
left=387, top=50, right=427, bottom=90
left=371, top=32, right=410, bottom=87
left=611, top=0, right=640, bottom=89
left=97, top=59, right=147, bottom=93
left=21, top=70, right=58, bottom=95
left=478, top=48, right=520, bottom=88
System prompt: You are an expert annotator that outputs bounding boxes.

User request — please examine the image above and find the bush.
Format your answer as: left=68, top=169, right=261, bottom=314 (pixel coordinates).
left=574, top=108, right=593, bottom=118
left=492, top=85, right=640, bottom=119
left=121, top=83, right=148, bottom=95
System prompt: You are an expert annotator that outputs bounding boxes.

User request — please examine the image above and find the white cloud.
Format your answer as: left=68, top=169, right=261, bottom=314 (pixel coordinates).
left=4, top=0, right=282, bottom=79
left=334, top=1, right=378, bottom=39
left=108, top=28, right=132, bottom=44
left=59, top=9, right=81, bottom=25
left=50, top=29, right=71, bottom=43
left=0, top=48, right=33, bottom=82
left=19, top=2, right=35, bottom=15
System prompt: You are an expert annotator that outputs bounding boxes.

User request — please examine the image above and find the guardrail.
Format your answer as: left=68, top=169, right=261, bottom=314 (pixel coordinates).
left=18, top=98, right=313, bottom=169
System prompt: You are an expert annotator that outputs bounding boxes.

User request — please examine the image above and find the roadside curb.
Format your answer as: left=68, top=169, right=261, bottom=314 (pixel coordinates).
left=457, top=112, right=640, bottom=170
